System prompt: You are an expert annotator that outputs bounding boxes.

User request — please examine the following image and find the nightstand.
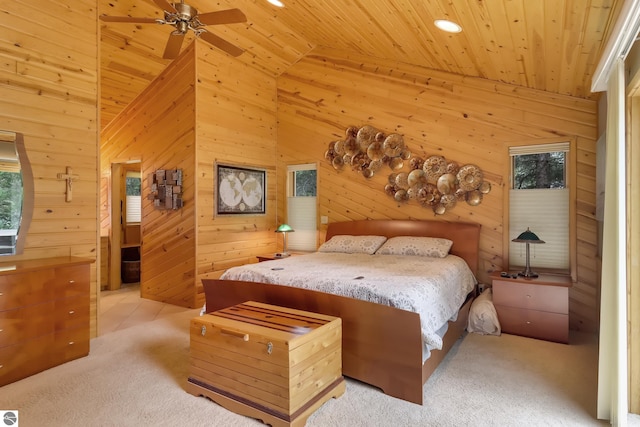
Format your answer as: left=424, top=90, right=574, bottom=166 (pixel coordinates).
left=491, top=273, right=572, bottom=343
left=256, top=253, right=298, bottom=262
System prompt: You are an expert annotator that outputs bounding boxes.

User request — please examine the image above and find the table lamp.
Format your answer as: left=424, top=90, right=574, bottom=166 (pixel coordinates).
left=275, top=224, right=294, bottom=257
left=512, top=227, right=545, bottom=278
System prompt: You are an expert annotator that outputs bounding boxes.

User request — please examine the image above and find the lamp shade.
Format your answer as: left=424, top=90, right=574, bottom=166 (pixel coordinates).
left=512, top=227, right=545, bottom=244
left=275, top=224, right=294, bottom=233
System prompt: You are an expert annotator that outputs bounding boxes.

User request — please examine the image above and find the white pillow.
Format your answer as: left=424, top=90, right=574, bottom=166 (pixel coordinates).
left=375, top=236, right=453, bottom=258
left=318, top=235, right=387, bottom=254
left=467, top=288, right=501, bottom=336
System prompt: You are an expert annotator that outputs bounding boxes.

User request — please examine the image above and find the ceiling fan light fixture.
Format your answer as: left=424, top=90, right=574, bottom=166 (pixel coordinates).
left=267, top=0, right=285, bottom=7
left=434, top=19, right=462, bottom=33
left=176, top=20, right=189, bottom=33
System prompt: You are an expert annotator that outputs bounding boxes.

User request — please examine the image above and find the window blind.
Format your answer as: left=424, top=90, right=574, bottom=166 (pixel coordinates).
left=509, top=188, right=569, bottom=270
left=126, top=196, right=141, bottom=223
left=286, top=196, right=316, bottom=251
left=509, top=142, right=570, bottom=156
left=125, top=171, right=141, bottom=223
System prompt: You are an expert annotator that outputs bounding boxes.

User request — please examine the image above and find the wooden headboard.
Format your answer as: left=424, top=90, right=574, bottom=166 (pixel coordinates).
left=325, top=219, right=481, bottom=276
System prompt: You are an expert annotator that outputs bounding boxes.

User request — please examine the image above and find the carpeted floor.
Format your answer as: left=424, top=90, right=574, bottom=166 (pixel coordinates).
left=0, top=309, right=614, bottom=426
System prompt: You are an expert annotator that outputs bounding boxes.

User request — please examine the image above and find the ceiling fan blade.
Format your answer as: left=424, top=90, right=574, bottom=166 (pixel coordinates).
left=197, top=9, right=247, bottom=25
left=199, top=31, right=244, bottom=57
left=99, top=15, right=159, bottom=24
left=153, top=0, right=177, bottom=14
left=163, top=32, right=186, bottom=59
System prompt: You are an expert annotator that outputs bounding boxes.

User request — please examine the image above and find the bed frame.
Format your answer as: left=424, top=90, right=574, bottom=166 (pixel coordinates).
left=202, top=219, right=481, bottom=405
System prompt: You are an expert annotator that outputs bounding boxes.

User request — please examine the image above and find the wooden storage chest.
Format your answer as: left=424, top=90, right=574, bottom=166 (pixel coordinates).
left=186, top=301, right=345, bottom=427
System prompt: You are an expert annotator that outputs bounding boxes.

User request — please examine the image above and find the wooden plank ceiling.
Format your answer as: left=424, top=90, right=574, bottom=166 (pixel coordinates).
left=99, top=0, right=621, bottom=129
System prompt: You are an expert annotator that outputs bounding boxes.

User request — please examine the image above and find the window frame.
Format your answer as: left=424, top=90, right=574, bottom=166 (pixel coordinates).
left=285, top=163, right=318, bottom=251
left=504, top=138, right=577, bottom=281
left=125, top=170, right=142, bottom=224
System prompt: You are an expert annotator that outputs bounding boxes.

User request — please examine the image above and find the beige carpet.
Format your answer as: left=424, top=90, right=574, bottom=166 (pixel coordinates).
left=0, top=309, right=609, bottom=426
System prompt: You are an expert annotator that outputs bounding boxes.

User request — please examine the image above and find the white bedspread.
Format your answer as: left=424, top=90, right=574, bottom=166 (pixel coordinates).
left=220, top=252, right=476, bottom=351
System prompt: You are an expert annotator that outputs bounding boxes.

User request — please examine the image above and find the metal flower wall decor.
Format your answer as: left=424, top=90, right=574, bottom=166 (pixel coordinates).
left=324, top=125, right=492, bottom=215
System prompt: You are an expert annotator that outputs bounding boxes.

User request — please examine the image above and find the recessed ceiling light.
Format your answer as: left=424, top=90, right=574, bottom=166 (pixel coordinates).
left=267, top=0, right=285, bottom=7
left=434, top=19, right=462, bottom=33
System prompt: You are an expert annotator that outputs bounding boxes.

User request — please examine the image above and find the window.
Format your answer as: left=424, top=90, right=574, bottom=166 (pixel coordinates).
left=125, top=171, right=141, bottom=224
left=0, top=169, right=22, bottom=254
left=286, top=164, right=317, bottom=251
left=509, top=142, right=570, bottom=272
left=0, top=139, right=22, bottom=254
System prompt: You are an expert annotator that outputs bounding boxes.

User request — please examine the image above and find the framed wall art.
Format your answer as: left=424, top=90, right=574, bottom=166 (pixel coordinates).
left=149, top=168, right=183, bottom=210
left=215, top=164, right=266, bottom=215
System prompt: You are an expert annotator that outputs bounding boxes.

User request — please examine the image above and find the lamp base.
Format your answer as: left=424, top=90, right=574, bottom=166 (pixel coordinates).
left=517, top=269, right=538, bottom=279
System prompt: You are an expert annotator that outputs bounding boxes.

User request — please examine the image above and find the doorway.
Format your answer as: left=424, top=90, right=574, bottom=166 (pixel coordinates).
left=108, top=162, right=141, bottom=291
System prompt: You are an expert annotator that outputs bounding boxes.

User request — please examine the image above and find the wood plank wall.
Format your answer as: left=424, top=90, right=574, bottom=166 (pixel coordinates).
left=0, top=1, right=99, bottom=335
left=101, top=43, right=197, bottom=308
left=193, top=43, right=278, bottom=306
left=101, top=41, right=278, bottom=308
left=276, top=47, right=600, bottom=332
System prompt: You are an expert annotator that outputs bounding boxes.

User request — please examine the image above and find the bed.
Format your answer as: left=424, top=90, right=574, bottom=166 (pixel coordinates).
left=202, top=219, right=481, bottom=405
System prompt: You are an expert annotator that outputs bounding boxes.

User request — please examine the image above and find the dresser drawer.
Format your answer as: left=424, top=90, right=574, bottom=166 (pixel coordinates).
left=0, top=295, right=89, bottom=348
left=0, top=264, right=89, bottom=311
left=0, top=269, right=57, bottom=310
left=54, top=326, right=90, bottom=362
left=0, top=333, right=56, bottom=386
left=52, top=265, right=90, bottom=299
left=495, top=305, right=568, bottom=343
left=0, top=301, right=56, bottom=347
left=0, top=326, right=89, bottom=386
left=53, top=295, right=90, bottom=332
left=492, top=279, right=568, bottom=314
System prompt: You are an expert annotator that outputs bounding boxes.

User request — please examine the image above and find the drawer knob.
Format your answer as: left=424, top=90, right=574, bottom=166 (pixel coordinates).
left=526, top=321, right=532, bottom=325
left=0, top=292, right=3, bottom=297
left=69, top=310, right=75, bottom=315
left=69, top=280, right=75, bottom=284
left=68, top=341, right=75, bottom=345
left=267, top=342, right=273, bottom=355
left=526, top=295, right=531, bottom=298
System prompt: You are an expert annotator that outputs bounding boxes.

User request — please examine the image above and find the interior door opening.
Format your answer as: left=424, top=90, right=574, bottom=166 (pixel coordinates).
left=109, top=162, right=141, bottom=290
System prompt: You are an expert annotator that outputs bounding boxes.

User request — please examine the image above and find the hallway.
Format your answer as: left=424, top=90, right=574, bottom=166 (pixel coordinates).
left=98, top=283, right=194, bottom=336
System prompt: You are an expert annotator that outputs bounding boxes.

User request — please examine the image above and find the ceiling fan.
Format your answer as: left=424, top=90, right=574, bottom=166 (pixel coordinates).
left=100, top=0, right=247, bottom=59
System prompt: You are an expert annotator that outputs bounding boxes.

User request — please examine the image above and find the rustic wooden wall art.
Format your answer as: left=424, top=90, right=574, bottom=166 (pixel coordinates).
left=148, top=168, right=183, bottom=210
left=325, top=125, right=491, bottom=215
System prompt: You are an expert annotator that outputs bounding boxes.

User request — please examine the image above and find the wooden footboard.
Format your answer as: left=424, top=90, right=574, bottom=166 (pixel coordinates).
left=203, top=279, right=469, bottom=405
left=422, top=293, right=473, bottom=383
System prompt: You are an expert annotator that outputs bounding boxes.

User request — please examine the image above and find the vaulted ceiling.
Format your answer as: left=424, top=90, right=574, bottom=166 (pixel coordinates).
left=99, top=0, right=622, bottom=129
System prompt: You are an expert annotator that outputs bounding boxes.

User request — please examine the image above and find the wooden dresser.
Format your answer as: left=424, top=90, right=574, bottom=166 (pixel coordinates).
left=491, top=273, right=572, bottom=344
left=0, top=256, right=93, bottom=386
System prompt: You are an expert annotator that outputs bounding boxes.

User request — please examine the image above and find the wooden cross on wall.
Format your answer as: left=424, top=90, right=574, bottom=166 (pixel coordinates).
left=57, top=166, right=79, bottom=202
